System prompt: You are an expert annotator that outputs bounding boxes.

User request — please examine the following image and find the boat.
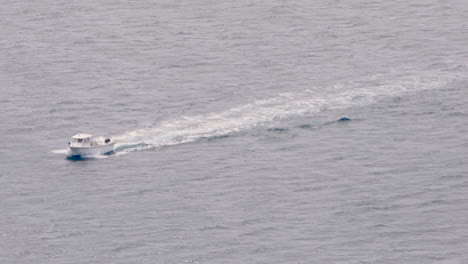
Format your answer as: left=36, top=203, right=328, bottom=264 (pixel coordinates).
left=67, top=133, right=115, bottom=158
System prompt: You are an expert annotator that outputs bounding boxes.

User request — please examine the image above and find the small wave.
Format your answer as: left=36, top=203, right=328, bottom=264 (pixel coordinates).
left=337, top=117, right=351, bottom=122
left=203, top=134, right=230, bottom=142
left=51, top=149, right=69, bottom=154
left=297, top=124, right=313, bottom=129
left=267, top=127, right=289, bottom=132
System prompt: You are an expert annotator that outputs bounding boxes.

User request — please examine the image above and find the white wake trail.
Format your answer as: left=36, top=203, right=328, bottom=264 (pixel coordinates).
left=112, top=72, right=456, bottom=154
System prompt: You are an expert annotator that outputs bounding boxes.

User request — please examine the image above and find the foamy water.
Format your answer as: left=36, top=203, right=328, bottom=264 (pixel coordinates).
left=111, top=72, right=455, bottom=154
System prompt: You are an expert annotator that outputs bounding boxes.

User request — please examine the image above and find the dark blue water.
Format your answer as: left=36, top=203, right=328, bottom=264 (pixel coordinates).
left=1, top=1, right=468, bottom=263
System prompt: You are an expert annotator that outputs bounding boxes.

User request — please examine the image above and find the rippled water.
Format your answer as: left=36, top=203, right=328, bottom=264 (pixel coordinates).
left=1, top=0, right=468, bottom=263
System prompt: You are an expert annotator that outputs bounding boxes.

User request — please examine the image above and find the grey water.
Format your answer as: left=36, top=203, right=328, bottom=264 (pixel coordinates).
left=1, top=0, right=468, bottom=263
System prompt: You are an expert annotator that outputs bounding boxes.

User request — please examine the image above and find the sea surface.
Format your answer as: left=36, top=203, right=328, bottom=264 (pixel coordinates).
left=1, top=0, right=468, bottom=263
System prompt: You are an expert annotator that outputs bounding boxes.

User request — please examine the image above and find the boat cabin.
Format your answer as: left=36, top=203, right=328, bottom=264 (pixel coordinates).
left=70, top=133, right=93, bottom=147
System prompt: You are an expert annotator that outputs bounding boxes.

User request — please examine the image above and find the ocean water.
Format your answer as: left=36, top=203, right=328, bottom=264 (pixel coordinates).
left=1, top=0, right=468, bottom=263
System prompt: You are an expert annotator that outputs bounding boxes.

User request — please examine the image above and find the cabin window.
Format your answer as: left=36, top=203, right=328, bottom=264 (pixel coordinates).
left=77, top=139, right=83, bottom=143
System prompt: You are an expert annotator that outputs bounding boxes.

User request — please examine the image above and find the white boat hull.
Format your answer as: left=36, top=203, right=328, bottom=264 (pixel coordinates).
left=68, top=143, right=115, bottom=158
